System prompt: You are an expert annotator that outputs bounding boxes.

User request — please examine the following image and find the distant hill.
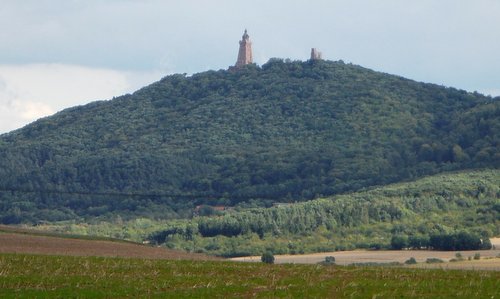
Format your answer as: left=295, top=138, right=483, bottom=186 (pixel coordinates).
left=0, top=59, right=498, bottom=223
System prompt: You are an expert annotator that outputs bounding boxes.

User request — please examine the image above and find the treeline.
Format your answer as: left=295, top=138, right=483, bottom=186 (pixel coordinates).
left=148, top=170, right=499, bottom=256
left=0, top=59, right=498, bottom=223
left=391, top=232, right=492, bottom=251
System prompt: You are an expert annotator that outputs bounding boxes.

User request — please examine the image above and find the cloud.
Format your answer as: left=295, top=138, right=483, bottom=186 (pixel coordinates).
left=0, top=64, right=161, bottom=134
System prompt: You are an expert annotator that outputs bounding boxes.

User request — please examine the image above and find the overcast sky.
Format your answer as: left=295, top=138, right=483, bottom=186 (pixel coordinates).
left=1, top=0, right=499, bottom=133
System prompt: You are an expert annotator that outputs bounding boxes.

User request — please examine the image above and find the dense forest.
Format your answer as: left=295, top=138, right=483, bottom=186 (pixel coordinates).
left=0, top=59, right=498, bottom=223
left=148, top=170, right=499, bottom=256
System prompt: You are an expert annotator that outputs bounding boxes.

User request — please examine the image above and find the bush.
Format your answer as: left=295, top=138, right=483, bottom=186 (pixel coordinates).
left=404, top=257, right=417, bottom=264
left=481, top=238, right=492, bottom=250
left=473, top=253, right=481, bottom=260
left=454, top=252, right=464, bottom=261
left=261, top=252, right=275, bottom=264
left=426, top=258, right=444, bottom=264
left=324, top=256, right=335, bottom=265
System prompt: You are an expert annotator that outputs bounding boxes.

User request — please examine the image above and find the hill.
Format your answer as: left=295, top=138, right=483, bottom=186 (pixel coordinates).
left=0, top=59, right=498, bottom=223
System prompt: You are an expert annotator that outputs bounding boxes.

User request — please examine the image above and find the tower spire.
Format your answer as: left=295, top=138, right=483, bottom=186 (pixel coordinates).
left=235, top=29, right=253, bottom=67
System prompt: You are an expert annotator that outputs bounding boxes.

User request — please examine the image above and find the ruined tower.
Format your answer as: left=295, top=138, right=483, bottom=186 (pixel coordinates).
left=235, top=29, right=253, bottom=67
left=310, top=48, right=322, bottom=60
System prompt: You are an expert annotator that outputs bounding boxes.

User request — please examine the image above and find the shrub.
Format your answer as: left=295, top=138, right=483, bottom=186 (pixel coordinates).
left=404, top=257, right=417, bottom=265
left=426, top=258, right=444, bottom=264
left=481, top=238, right=492, bottom=250
left=473, top=253, right=481, bottom=260
left=261, top=252, right=275, bottom=264
left=324, top=256, right=335, bottom=264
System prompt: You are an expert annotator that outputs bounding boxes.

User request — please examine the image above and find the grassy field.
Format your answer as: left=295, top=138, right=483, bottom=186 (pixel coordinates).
left=0, top=253, right=499, bottom=298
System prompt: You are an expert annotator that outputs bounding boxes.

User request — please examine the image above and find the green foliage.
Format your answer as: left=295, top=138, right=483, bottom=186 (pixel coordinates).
left=148, top=170, right=499, bottom=256
left=324, top=256, right=336, bottom=265
left=474, top=253, right=481, bottom=260
left=0, top=60, right=498, bottom=223
left=404, top=257, right=417, bottom=265
left=261, top=251, right=275, bottom=264
left=391, top=235, right=408, bottom=250
left=408, top=236, right=430, bottom=249
left=429, top=232, right=486, bottom=251
left=481, top=238, right=493, bottom=250
left=426, top=258, right=444, bottom=264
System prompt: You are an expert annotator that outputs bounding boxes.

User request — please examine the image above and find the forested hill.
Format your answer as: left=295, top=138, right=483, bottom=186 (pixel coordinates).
left=0, top=59, right=498, bottom=223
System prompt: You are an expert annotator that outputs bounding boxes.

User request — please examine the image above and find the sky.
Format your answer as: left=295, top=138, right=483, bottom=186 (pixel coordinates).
left=1, top=0, right=499, bottom=133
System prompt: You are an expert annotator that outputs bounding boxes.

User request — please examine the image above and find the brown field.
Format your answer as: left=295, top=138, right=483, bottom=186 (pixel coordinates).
left=232, top=237, right=500, bottom=271
left=0, top=227, right=218, bottom=261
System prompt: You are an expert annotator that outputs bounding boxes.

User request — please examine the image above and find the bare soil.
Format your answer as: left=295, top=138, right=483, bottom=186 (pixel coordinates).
left=0, top=230, right=218, bottom=260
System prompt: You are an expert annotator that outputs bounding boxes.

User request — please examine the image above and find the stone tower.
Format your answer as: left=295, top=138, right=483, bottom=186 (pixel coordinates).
left=235, top=29, right=253, bottom=67
left=310, top=48, right=322, bottom=60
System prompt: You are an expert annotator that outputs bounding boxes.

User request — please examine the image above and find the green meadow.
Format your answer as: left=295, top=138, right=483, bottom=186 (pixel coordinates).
left=0, top=253, right=498, bottom=298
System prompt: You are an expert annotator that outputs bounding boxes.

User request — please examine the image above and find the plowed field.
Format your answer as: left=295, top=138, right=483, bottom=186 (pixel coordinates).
left=0, top=228, right=217, bottom=260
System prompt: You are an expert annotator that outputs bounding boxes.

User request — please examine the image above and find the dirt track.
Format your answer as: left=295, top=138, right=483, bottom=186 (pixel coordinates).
left=0, top=232, right=218, bottom=260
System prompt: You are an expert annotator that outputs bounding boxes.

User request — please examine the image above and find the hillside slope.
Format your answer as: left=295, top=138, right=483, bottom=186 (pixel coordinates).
left=149, top=169, right=500, bottom=256
left=0, top=59, right=498, bottom=223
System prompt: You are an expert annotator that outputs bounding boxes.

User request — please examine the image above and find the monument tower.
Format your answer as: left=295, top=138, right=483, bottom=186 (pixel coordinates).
left=235, top=29, right=253, bottom=67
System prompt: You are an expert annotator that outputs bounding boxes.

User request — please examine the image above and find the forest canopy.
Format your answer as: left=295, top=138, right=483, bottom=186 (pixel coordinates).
left=0, top=59, right=498, bottom=223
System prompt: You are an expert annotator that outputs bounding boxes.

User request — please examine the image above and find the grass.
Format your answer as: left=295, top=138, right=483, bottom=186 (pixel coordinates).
left=0, top=253, right=499, bottom=298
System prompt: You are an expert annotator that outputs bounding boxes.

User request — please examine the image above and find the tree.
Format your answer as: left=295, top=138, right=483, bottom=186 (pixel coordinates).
left=324, top=256, right=335, bottom=265
left=391, top=235, right=408, bottom=250
left=261, top=251, right=275, bottom=264
left=481, top=238, right=492, bottom=250
left=408, top=236, right=429, bottom=249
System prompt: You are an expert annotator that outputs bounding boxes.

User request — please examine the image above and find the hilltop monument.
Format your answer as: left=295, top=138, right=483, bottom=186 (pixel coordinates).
left=235, top=29, right=253, bottom=67
left=310, top=48, right=322, bottom=60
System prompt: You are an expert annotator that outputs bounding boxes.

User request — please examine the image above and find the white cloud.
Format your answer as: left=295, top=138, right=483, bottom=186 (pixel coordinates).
left=0, top=64, right=161, bottom=134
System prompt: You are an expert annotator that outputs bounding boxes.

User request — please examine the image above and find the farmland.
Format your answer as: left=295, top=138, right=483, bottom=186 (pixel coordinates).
left=0, top=228, right=217, bottom=261
left=231, top=238, right=500, bottom=271
left=1, top=227, right=499, bottom=297
left=1, top=253, right=499, bottom=298
left=232, top=249, right=500, bottom=270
